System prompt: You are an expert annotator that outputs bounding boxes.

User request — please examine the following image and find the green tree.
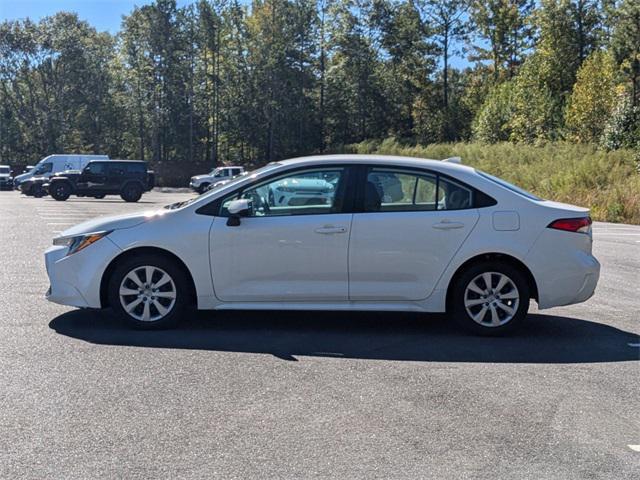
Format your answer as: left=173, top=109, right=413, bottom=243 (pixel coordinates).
left=565, top=50, right=618, bottom=143
left=609, top=0, right=640, bottom=105
left=472, top=81, right=515, bottom=143
left=470, top=0, right=535, bottom=79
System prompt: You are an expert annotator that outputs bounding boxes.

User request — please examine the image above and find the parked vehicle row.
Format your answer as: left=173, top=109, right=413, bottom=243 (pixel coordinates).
left=45, top=154, right=600, bottom=335
left=12, top=155, right=154, bottom=202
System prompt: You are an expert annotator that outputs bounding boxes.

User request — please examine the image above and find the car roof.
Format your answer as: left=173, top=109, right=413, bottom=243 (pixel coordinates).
left=278, top=154, right=475, bottom=174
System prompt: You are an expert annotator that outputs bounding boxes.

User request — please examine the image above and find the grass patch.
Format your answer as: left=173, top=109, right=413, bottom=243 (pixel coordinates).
left=339, top=140, right=640, bottom=224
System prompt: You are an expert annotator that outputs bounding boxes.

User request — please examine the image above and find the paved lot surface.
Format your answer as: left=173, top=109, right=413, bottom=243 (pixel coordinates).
left=1, top=190, right=639, bottom=479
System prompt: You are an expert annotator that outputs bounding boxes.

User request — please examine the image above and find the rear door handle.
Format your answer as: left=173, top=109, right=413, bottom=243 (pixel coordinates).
left=432, top=221, right=465, bottom=230
left=314, top=226, right=347, bottom=234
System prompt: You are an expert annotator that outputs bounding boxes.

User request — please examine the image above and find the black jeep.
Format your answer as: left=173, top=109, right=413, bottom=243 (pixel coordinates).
left=47, top=160, right=154, bottom=202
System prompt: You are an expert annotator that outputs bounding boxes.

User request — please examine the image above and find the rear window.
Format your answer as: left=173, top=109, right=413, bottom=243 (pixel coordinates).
left=477, top=171, right=542, bottom=201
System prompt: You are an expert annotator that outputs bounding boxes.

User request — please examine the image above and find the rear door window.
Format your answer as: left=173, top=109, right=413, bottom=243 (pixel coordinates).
left=365, top=169, right=438, bottom=212
left=363, top=166, right=490, bottom=212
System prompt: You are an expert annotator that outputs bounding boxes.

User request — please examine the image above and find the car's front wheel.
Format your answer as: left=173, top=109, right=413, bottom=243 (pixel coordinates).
left=451, top=261, right=530, bottom=336
left=197, top=182, right=210, bottom=194
left=107, top=254, right=190, bottom=329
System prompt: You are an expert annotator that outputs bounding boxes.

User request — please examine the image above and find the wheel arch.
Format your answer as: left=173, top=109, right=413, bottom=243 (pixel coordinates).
left=100, top=246, right=197, bottom=308
left=445, top=252, right=539, bottom=311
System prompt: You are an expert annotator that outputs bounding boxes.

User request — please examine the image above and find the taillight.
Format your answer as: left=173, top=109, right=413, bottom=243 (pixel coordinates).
left=547, top=216, right=592, bottom=234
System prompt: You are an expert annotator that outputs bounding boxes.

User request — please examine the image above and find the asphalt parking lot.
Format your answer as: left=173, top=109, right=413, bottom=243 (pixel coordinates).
left=1, top=190, right=638, bottom=479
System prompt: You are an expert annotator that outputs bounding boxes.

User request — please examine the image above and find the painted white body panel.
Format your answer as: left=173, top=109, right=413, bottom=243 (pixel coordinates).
left=210, top=214, right=352, bottom=301
left=44, top=154, right=600, bottom=315
left=348, top=209, right=479, bottom=300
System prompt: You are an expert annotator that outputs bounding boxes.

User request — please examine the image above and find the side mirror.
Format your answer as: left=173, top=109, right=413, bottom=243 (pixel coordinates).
left=226, top=199, right=251, bottom=226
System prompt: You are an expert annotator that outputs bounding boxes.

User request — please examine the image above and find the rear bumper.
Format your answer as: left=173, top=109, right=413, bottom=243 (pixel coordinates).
left=525, top=230, right=600, bottom=309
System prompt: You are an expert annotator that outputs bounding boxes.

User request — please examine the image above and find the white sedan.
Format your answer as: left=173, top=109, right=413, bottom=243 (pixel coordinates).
left=44, top=155, right=600, bottom=335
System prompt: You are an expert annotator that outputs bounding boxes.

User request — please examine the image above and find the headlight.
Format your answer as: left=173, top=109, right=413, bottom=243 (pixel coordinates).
left=53, top=231, right=112, bottom=255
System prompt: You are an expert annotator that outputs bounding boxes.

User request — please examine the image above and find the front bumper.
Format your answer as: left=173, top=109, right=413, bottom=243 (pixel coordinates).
left=189, top=180, right=201, bottom=191
left=45, top=237, right=122, bottom=308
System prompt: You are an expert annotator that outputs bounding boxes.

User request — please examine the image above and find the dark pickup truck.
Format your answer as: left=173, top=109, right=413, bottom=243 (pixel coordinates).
left=46, top=160, right=155, bottom=202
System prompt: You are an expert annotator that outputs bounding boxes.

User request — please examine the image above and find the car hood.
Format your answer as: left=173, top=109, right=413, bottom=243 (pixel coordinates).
left=14, top=172, right=31, bottom=182
left=57, top=209, right=169, bottom=238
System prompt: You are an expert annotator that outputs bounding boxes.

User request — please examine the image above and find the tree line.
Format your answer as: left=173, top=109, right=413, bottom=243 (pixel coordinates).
left=0, top=0, right=638, bottom=173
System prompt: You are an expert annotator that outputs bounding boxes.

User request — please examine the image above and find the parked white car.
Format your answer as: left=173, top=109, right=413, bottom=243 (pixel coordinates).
left=44, top=154, right=599, bottom=335
left=189, top=166, right=245, bottom=194
left=13, top=154, right=109, bottom=188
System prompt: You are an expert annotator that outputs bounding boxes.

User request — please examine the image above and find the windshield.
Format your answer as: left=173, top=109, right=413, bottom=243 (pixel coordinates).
left=0, top=166, right=9, bottom=174
left=477, top=170, right=542, bottom=201
left=34, top=163, right=53, bottom=175
left=165, top=163, right=281, bottom=210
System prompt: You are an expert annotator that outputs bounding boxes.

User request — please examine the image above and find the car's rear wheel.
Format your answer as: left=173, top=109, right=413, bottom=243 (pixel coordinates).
left=107, top=254, right=189, bottom=329
left=50, top=183, right=71, bottom=201
left=451, top=261, right=530, bottom=336
left=120, top=183, right=142, bottom=202
left=32, top=184, right=45, bottom=198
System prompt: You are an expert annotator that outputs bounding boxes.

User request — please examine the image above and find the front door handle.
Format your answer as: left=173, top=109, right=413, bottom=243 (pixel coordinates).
left=432, top=220, right=465, bottom=230
left=314, top=226, right=347, bottom=235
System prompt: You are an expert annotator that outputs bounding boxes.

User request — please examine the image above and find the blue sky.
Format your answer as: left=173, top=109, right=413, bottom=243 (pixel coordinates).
left=1, top=0, right=469, bottom=68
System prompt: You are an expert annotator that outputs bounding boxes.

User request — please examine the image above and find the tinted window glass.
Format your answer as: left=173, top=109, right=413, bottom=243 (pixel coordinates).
left=365, top=169, right=438, bottom=212
left=125, top=163, right=146, bottom=173
left=107, top=164, right=125, bottom=176
left=86, top=163, right=105, bottom=174
left=35, top=163, right=52, bottom=175
left=221, top=168, right=345, bottom=217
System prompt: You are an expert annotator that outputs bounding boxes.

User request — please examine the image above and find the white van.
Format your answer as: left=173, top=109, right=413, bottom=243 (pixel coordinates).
left=14, top=154, right=109, bottom=187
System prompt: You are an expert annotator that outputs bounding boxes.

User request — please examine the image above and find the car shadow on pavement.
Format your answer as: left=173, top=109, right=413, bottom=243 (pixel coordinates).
left=49, top=309, right=640, bottom=363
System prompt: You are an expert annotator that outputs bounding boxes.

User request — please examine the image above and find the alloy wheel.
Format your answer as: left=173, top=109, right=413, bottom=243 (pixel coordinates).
left=118, top=266, right=177, bottom=322
left=464, top=271, right=520, bottom=327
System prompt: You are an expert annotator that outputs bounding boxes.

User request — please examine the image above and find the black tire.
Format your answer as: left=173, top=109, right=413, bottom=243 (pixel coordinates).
left=107, top=253, right=190, bottom=329
left=451, top=261, right=530, bottom=336
left=197, top=183, right=210, bottom=194
left=50, top=182, right=71, bottom=201
left=32, top=184, right=46, bottom=198
left=120, top=183, right=143, bottom=202
left=94, top=194, right=106, bottom=199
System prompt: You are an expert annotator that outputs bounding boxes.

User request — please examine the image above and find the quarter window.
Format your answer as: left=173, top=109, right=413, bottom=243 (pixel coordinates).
left=438, top=177, right=473, bottom=210
left=221, top=168, right=346, bottom=217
